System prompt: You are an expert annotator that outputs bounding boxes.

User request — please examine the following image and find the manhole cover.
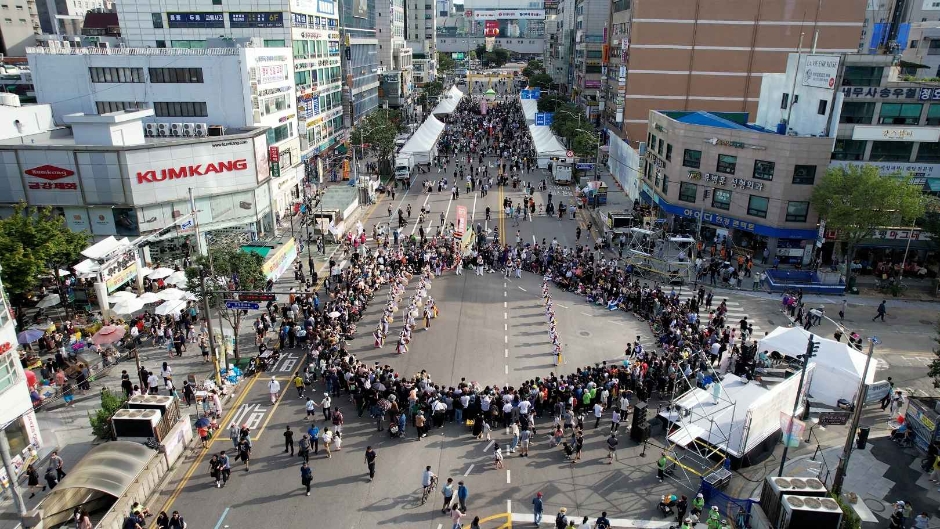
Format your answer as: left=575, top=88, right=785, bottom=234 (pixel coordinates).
left=579, top=331, right=591, bottom=337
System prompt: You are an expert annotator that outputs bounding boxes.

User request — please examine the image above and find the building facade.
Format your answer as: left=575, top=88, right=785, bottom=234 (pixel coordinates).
left=376, top=0, right=414, bottom=108
left=616, top=0, right=866, bottom=146
left=601, top=0, right=629, bottom=127
left=641, top=110, right=832, bottom=261
left=339, top=0, right=380, bottom=126
left=0, top=0, right=42, bottom=57
left=436, top=0, right=546, bottom=55
left=406, top=0, right=437, bottom=88
left=35, top=0, right=112, bottom=36
left=571, top=0, right=606, bottom=122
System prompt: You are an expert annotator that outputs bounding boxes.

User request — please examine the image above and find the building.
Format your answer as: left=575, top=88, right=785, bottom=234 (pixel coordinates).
left=376, top=0, right=414, bottom=109
left=406, top=0, right=437, bottom=87
left=436, top=0, right=546, bottom=56
left=571, top=0, right=607, bottom=122
left=0, top=265, right=44, bottom=493
left=112, top=0, right=343, bottom=174
left=0, top=110, right=296, bottom=264
left=615, top=0, right=866, bottom=146
left=601, top=0, right=629, bottom=127
left=898, top=0, right=940, bottom=78
left=0, top=0, right=42, bottom=57
left=35, top=0, right=112, bottom=36
left=79, top=9, right=120, bottom=37
left=339, top=0, right=380, bottom=126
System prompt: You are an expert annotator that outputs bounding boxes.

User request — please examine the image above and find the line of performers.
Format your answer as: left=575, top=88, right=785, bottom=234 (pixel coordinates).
left=373, top=265, right=438, bottom=355
left=543, top=278, right=563, bottom=365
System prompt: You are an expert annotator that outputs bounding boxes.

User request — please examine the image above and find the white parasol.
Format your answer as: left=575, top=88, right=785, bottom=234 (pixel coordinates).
left=112, top=298, right=146, bottom=315
left=136, top=292, right=162, bottom=304
left=148, top=267, right=175, bottom=279
left=109, top=290, right=137, bottom=303
left=155, top=299, right=187, bottom=316
left=157, top=288, right=189, bottom=301
left=35, top=293, right=61, bottom=309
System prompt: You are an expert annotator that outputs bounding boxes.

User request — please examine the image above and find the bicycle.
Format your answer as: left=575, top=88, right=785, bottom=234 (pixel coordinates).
left=420, top=475, right=439, bottom=505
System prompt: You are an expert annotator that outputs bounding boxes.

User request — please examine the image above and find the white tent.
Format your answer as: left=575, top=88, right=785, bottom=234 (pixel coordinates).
left=528, top=125, right=568, bottom=168
left=399, top=115, right=446, bottom=164
left=757, top=326, right=876, bottom=406
left=521, top=98, right=538, bottom=124
left=431, top=86, right=465, bottom=116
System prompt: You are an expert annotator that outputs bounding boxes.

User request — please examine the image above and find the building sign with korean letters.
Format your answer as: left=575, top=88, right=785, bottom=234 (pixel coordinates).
left=681, top=208, right=757, bottom=232
left=840, top=86, right=940, bottom=100
left=645, top=151, right=664, bottom=168
left=851, top=125, right=940, bottom=142
left=705, top=137, right=766, bottom=150
left=688, top=171, right=765, bottom=191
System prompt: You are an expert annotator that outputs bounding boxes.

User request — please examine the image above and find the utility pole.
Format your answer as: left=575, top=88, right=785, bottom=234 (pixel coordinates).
left=778, top=334, right=818, bottom=476
left=832, top=336, right=879, bottom=494
left=0, top=431, right=28, bottom=526
left=190, top=187, right=222, bottom=386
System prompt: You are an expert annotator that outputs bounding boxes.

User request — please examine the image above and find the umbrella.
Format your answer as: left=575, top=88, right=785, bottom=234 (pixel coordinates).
left=328, top=311, right=341, bottom=319
left=155, top=299, right=187, bottom=316
left=138, top=266, right=154, bottom=278
left=35, top=293, right=61, bottom=309
left=112, top=298, right=146, bottom=315
left=194, top=417, right=211, bottom=428
left=148, top=267, right=175, bottom=280
left=181, top=292, right=199, bottom=301
left=90, top=325, right=126, bottom=345
left=109, top=290, right=137, bottom=302
left=136, top=292, right=161, bottom=304
left=157, top=288, right=188, bottom=301
left=57, top=269, right=71, bottom=277
left=166, top=271, right=187, bottom=285
left=17, top=329, right=45, bottom=344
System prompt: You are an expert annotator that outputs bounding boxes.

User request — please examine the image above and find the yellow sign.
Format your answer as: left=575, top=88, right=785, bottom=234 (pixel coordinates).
left=105, top=263, right=138, bottom=294
left=922, top=413, right=936, bottom=432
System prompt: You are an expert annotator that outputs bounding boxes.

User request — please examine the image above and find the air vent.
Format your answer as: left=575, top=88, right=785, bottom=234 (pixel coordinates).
left=790, top=478, right=807, bottom=488
left=785, top=496, right=805, bottom=508
left=802, top=498, right=822, bottom=509
left=819, top=498, right=840, bottom=510
left=804, top=478, right=824, bottom=490
left=775, top=478, right=792, bottom=489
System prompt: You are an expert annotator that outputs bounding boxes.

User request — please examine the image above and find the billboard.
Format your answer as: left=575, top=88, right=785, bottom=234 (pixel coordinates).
left=484, top=20, right=499, bottom=37
left=801, top=54, right=839, bottom=89
left=353, top=0, right=367, bottom=18
left=472, top=10, right=544, bottom=19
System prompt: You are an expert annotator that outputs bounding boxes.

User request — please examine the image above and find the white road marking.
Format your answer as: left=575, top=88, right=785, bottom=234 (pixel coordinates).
left=505, top=348, right=509, bottom=358
left=610, top=320, right=624, bottom=326
left=504, top=335, right=508, bottom=344
left=532, top=235, right=536, bottom=244
left=518, top=286, right=527, bottom=292
left=580, top=312, right=593, bottom=317
left=471, top=192, right=477, bottom=220
left=557, top=304, right=569, bottom=309
left=504, top=301, right=507, bottom=308
left=504, top=291, right=507, bottom=297
left=506, top=470, right=511, bottom=484
left=507, top=500, right=512, bottom=516
left=504, top=312, right=508, bottom=319
left=504, top=282, right=507, bottom=288
left=463, top=464, right=474, bottom=476
left=437, top=525, right=443, bottom=529
left=504, top=323, right=508, bottom=331
left=504, top=365, right=509, bottom=374
left=484, top=440, right=494, bottom=452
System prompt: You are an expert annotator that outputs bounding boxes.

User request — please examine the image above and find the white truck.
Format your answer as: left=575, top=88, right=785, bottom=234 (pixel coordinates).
left=395, top=153, right=415, bottom=183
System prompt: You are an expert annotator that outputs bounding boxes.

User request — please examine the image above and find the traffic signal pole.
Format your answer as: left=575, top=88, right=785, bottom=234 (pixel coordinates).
left=777, top=334, right=818, bottom=477
left=831, top=337, right=878, bottom=494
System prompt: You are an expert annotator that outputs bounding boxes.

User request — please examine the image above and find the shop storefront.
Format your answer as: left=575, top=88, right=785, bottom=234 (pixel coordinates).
left=0, top=315, right=44, bottom=491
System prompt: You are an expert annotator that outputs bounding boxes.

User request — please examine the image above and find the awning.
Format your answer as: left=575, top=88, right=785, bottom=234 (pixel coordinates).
left=431, top=86, right=465, bottom=115
left=400, top=115, right=446, bottom=158
left=927, top=178, right=940, bottom=192
left=39, top=441, right=157, bottom=527
left=528, top=124, right=568, bottom=159
left=80, top=236, right=130, bottom=260
left=521, top=98, right=538, bottom=123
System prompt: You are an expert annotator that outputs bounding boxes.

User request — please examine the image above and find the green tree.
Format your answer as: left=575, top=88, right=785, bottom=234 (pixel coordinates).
left=350, top=110, right=399, bottom=175
left=522, top=59, right=544, bottom=78
left=489, top=47, right=511, bottom=67
left=537, top=94, right=565, bottom=113
left=185, top=247, right=266, bottom=361
left=438, top=53, right=456, bottom=73
left=0, top=203, right=88, bottom=305
left=551, top=103, right=589, bottom=142
left=468, top=50, right=477, bottom=61
left=572, top=129, right=599, bottom=159
left=528, top=73, right=554, bottom=90
left=424, top=80, right=444, bottom=98
left=88, top=388, right=127, bottom=440
left=811, top=164, right=926, bottom=283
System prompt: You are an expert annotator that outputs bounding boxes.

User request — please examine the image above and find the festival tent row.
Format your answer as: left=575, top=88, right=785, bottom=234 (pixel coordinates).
left=528, top=124, right=568, bottom=168
left=431, top=86, right=465, bottom=116
left=399, top=115, right=446, bottom=164
left=521, top=97, right=538, bottom=125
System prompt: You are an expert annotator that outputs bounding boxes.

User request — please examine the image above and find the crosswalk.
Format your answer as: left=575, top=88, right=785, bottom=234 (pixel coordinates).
left=675, top=290, right=766, bottom=337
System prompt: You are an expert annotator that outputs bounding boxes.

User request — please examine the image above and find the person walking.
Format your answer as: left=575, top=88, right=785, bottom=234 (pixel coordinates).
left=606, top=433, right=619, bottom=464
left=873, top=300, right=887, bottom=322
left=25, top=464, right=43, bottom=498
left=441, top=477, right=455, bottom=514
left=451, top=507, right=465, bottom=529
left=283, top=425, right=294, bottom=456
left=493, top=442, right=505, bottom=469
left=657, top=452, right=668, bottom=482
left=298, top=434, right=311, bottom=463
left=610, top=408, right=621, bottom=434
left=456, top=481, right=469, bottom=513
left=218, top=451, right=231, bottom=487
left=49, top=451, right=66, bottom=481
left=268, top=376, right=281, bottom=404
left=321, top=393, right=333, bottom=422
left=554, top=508, right=568, bottom=529
left=308, top=423, right=320, bottom=455
left=676, top=495, right=688, bottom=523
left=364, top=445, right=377, bottom=481
left=305, top=397, right=317, bottom=419
left=532, top=492, right=544, bottom=526
left=593, top=401, right=604, bottom=429
left=237, top=437, right=252, bottom=472
left=322, top=427, right=334, bottom=458
left=293, top=373, right=305, bottom=398
left=519, top=427, right=531, bottom=457
left=300, top=461, right=313, bottom=496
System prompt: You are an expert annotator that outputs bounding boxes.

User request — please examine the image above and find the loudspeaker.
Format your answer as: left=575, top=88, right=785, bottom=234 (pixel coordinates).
left=631, top=423, right=650, bottom=443
left=631, top=400, right=648, bottom=429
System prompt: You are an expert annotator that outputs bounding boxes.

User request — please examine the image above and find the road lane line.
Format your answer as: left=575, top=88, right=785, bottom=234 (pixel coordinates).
left=518, top=286, right=527, bottom=292
left=484, top=440, right=494, bottom=452
left=504, top=301, right=507, bottom=308
left=505, top=349, right=509, bottom=358
left=471, top=192, right=477, bottom=220
left=580, top=312, right=592, bottom=317
left=213, top=507, right=231, bottom=529
left=504, top=335, right=508, bottom=344
left=610, top=321, right=624, bottom=326
left=557, top=304, right=569, bottom=309
left=507, top=500, right=512, bottom=516
left=506, top=470, right=511, bottom=484
left=257, top=351, right=308, bottom=440
left=504, top=365, right=509, bottom=375
left=504, top=291, right=507, bottom=297
left=464, top=464, right=474, bottom=476
left=504, top=312, right=507, bottom=319
left=504, top=323, right=508, bottom=331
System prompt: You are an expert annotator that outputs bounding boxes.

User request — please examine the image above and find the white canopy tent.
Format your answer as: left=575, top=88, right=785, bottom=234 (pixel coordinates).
left=757, top=326, right=876, bottom=406
left=431, top=86, right=465, bottom=116
left=521, top=98, right=538, bottom=125
left=528, top=125, right=568, bottom=168
left=399, top=115, right=446, bottom=164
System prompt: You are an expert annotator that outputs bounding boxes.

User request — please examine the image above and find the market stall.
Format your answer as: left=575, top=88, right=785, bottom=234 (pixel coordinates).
left=431, top=86, right=465, bottom=116
left=399, top=115, right=446, bottom=165
left=521, top=97, right=538, bottom=125
left=529, top=125, right=568, bottom=169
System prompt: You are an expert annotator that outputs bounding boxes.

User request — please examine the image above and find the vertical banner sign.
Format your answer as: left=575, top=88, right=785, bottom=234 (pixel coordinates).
left=602, top=45, right=609, bottom=64
left=454, top=205, right=467, bottom=238
left=269, top=146, right=281, bottom=178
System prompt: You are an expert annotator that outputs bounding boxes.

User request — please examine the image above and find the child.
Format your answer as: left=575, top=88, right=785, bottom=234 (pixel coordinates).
left=482, top=420, right=492, bottom=441
left=561, top=442, right=574, bottom=460
left=333, top=431, right=342, bottom=451
left=493, top=442, right=504, bottom=469
left=550, top=426, right=563, bottom=447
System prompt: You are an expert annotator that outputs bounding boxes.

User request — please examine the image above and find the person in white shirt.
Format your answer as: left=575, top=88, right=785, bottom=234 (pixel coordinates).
left=518, top=399, right=531, bottom=417
left=268, top=376, right=281, bottom=404
left=593, top=402, right=604, bottom=429
left=305, top=398, right=317, bottom=419
left=421, top=466, right=436, bottom=492
left=610, top=409, right=621, bottom=434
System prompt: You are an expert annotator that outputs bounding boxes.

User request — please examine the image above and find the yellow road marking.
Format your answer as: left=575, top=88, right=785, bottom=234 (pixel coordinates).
left=477, top=512, right=512, bottom=528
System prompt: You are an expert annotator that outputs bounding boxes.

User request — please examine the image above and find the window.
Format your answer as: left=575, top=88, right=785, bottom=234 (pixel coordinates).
left=0, top=353, right=20, bottom=395
left=678, top=181, right=698, bottom=203
left=747, top=195, right=768, bottom=218
left=831, top=139, right=867, bottom=161
left=817, top=100, right=828, bottom=115
left=212, top=0, right=222, bottom=4
left=712, top=189, right=731, bottom=210
left=780, top=93, right=789, bottom=109
left=662, top=174, right=669, bottom=194
left=843, top=66, right=883, bottom=87
left=657, top=138, right=663, bottom=156
left=96, top=101, right=142, bottom=114
left=155, top=40, right=167, bottom=48
left=149, top=68, right=204, bottom=83
left=792, top=165, right=816, bottom=185
left=665, top=143, right=672, bottom=162
left=716, top=154, right=737, bottom=175
left=153, top=101, right=208, bottom=117
left=649, top=133, right=656, bottom=150
left=926, top=104, right=940, bottom=126
left=262, top=94, right=291, bottom=116
left=870, top=141, right=914, bottom=162
left=171, top=40, right=206, bottom=49
left=917, top=141, right=940, bottom=162
left=89, top=67, right=143, bottom=83
left=786, top=201, right=809, bottom=222
left=266, top=123, right=291, bottom=144
left=839, top=102, right=875, bottom=124
left=152, top=13, right=163, bottom=28
left=682, top=149, right=701, bottom=169
left=879, top=103, right=923, bottom=125
left=753, top=160, right=775, bottom=181
left=930, top=39, right=940, bottom=55
left=264, top=39, right=286, bottom=47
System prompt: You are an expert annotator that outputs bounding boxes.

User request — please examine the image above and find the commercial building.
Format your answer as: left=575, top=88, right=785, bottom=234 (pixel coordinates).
left=600, top=0, right=629, bottom=127
left=35, top=0, right=112, bottom=36
left=376, top=0, right=414, bottom=108
left=571, top=0, right=607, bottom=122
left=436, top=0, right=546, bottom=56
left=614, top=0, right=866, bottom=145
left=0, top=110, right=293, bottom=263
left=406, top=0, right=437, bottom=87
left=339, top=0, right=380, bottom=126
left=112, top=0, right=344, bottom=168
left=0, top=0, right=42, bottom=57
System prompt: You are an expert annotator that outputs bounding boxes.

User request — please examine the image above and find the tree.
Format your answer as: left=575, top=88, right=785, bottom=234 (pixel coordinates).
left=186, top=247, right=265, bottom=361
left=572, top=129, right=598, bottom=159
left=424, top=80, right=444, bottom=98
left=528, top=73, right=554, bottom=90
left=811, top=164, right=926, bottom=283
left=489, top=47, right=511, bottom=67
left=551, top=103, right=589, bottom=142
left=0, top=203, right=88, bottom=305
left=438, top=53, right=456, bottom=73
left=537, top=94, right=565, bottom=113
left=522, top=59, right=544, bottom=78
left=350, top=110, right=399, bottom=173
left=468, top=50, right=477, bottom=61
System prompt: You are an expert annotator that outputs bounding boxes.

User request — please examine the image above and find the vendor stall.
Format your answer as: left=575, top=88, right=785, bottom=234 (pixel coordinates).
left=399, top=116, right=446, bottom=165
left=529, top=125, right=568, bottom=169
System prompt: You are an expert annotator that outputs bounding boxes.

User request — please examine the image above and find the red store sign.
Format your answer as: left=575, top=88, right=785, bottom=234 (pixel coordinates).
left=25, top=165, right=75, bottom=181
left=136, top=159, right=250, bottom=184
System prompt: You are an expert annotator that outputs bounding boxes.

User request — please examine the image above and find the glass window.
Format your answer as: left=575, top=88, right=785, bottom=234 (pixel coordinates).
left=649, top=133, right=656, bottom=150
left=662, top=174, right=669, bottom=194
left=0, top=353, right=19, bottom=395
left=682, top=149, right=701, bottom=169
left=152, top=12, right=163, bottom=28
left=843, top=66, right=884, bottom=87
left=831, top=139, right=867, bottom=161
left=264, top=39, right=286, bottom=47
left=665, top=144, right=672, bottom=162
left=926, top=104, right=940, bottom=126
left=678, top=181, right=697, bottom=203
left=786, top=201, right=809, bottom=222
left=870, top=141, right=914, bottom=162
left=839, top=102, right=875, bottom=124
left=916, top=141, right=940, bottom=162
left=879, top=103, right=923, bottom=125
left=89, top=67, right=144, bottom=83
left=657, top=138, right=663, bottom=156
left=716, top=154, right=737, bottom=175
left=747, top=195, right=769, bottom=218
left=753, top=160, right=774, bottom=180
left=792, top=165, right=817, bottom=185
left=153, top=101, right=208, bottom=117
left=712, top=189, right=732, bottom=210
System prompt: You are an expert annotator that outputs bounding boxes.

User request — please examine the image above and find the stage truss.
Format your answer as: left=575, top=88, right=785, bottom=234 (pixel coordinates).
left=624, top=227, right=696, bottom=285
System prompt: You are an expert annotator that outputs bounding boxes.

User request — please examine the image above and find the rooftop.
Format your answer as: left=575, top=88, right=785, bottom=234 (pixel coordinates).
left=658, top=111, right=776, bottom=134
left=0, top=123, right=264, bottom=150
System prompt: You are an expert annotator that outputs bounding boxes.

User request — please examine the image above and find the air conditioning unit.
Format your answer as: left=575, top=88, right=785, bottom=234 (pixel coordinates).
left=128, top=394, right=178, bottom=417
left=182, top=123, right=195, bottom=136
left=170, top=123, right=183, bottom=137
left=111, top=408, right=162, bottom=440
left=157, top=123, right=170, bottom=136
left=778, top=495, right=842, bottom=529
left=194, top=123, right=208, bottom=137
left=760, top=477, right=827, bottom=529
left=144, top=123, right=158, bottom=137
